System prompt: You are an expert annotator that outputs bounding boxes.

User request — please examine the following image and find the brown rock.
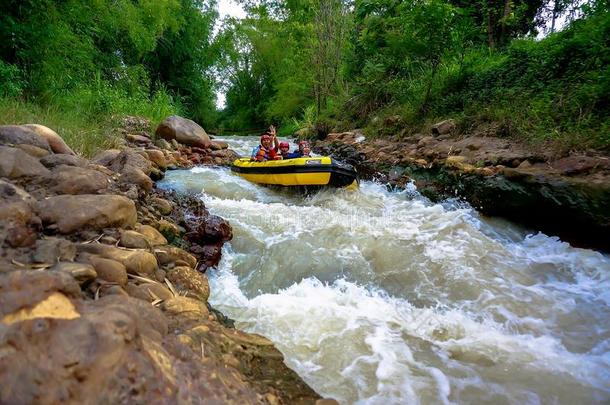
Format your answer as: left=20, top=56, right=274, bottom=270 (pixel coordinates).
left=119, top=230, right=151, bottom=249
left=119, top=167, right=153, bottom=193
left=22, top=124, right=75, bottom=155
left=78, top=244, right=158, bottom=277
left=154, top=245, right=197, bottom=268
left=155, top=115, right=211, bottom=148
left=0, top=146, right=51, bottom=179
left=144, top=149, right=167, bottom=169
left=31, top=237, right=76, bottom=264
left=209, top=140, right=229, bottom=150
left=431, top=119, right=456, bottom=136
left=190, top=244, right=222, bottom=268
left=135, top=224, right=167, bottom=246
left=126, top=134, right=152, bottom=145
left=91, top=149, right=121, bottom=167
left=106, top=150, right=152, bottom=175
left=186, top=214, right=232, bottom=245
left=40, top=153, right=87, bottom=168
left=50, top=262, right=97, bottom=284
left=316, top=399, right=341, bottom=405
left=88, top=256, right=128, bottom=286
left=161, top=296, right=209, bottom=320
left=154, top=138, right=173, bottom=150
left=157, top=218, right=182, bottom=240
left=130, top=282, right=174, bottom=302
left=0, top=180, right=40, bottom=247
left=166, top=266, right=210, bottom=302
left=50, top=165, right=110, bottom=195
left=0, top=125, right=51, bottom=151
left=150, top=197, right=173, bottom=215
left=0, top=270, right=81, bottom=318
left=37, top=194, right=137, bottom=233
left=16, top=144, right=50, bottom=158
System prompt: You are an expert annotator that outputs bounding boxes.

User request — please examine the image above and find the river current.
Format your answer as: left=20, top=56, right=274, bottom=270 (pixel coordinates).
left=159, top=136, right=610, bottom=404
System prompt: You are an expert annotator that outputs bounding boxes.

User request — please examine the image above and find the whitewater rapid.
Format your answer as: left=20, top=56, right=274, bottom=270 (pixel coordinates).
left=159, top=136, right=610, bottom=404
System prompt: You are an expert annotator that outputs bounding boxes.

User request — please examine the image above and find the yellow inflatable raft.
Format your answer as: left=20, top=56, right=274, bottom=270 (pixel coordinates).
left=231, top=157, right=358, bottom=188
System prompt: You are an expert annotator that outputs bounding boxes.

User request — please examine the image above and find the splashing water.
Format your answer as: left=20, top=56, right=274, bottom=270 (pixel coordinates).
left=159, top=136, right=610, bottom=404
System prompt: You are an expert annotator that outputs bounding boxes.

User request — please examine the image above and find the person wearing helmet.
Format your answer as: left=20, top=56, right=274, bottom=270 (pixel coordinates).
left=293, top=140, right=311, bottom=158
left=279, top=141, right=300, bottom=159
left=251, top=126, right=281, bottom=161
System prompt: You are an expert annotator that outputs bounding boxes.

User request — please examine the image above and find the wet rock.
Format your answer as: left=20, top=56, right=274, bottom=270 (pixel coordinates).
left=23, top=124, right=75, bottom=155
left=0, top=125, right=51, bottom=151
left=40, top=153, right=87, bottom=168
left=31, top=238, right=76, bottom=264
left=0, top=146, right=50, bottom=179
left=316, top=399, right=341, bottom=405
left=134, top=224, right=167, bottom=246
left=78, top=244, right=158, bottom=277
left=16, top=144, right=50, bottom=158
left=50, top=165, right=110, bottom=195
left=155, top=115, right=211, bottom=148
left=166, top=266, right=210, bottom=302
left=87, top=256, right=128, bottom=286
left=185, top=214, right=232, bottom=245
left=150, top=197, right=173, bottom=215
left=38, top=194, right=137, bottom=233
left=50, top=262, right=97, bottom=284
left=154, top=245, right=197, bottom=268
left=190, top=244, right=222, bottom=269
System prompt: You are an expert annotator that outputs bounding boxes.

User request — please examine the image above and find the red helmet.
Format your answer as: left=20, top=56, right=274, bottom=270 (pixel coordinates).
left=260, top=134, right=272, bottom=143
left=279, top=141, right=290, bottom=149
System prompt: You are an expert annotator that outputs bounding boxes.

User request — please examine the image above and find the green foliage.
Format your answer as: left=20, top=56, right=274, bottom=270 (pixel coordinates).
left=0, top=61, right=23, bottom=97
left=0, top=0, right=217, bottom=129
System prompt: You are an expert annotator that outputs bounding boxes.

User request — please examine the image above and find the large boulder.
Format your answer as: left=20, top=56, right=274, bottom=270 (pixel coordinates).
left=37, top=194, right=137, bottom=233
left=23, top=124, right=75, bottom=155
left=0, top=125, right=51, bottom=151
left=50, top=165, right=110, bottom=195
left=155, top=116, right=211, bottom=148
left=0, top=146, right=50, bottom=179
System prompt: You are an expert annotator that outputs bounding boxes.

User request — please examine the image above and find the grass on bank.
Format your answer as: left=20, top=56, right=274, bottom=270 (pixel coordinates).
left=0, top=85, right=182, bottom=157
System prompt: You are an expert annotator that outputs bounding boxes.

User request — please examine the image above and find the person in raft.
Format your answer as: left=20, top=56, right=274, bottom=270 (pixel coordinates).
left=251, top=126, right=281, bottom=161
left=292, top=140, right=311, bottom=158
left=279, top=141, right=301, bottom=159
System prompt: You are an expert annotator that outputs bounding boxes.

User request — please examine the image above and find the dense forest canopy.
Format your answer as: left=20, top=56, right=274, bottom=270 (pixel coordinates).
left=0, top=0, right=608, bottom=148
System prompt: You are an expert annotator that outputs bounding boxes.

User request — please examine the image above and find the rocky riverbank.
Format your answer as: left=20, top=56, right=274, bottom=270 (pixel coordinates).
left=313, top=126, right=610, bottom=251
left=0, top=116, right=325, bottom=404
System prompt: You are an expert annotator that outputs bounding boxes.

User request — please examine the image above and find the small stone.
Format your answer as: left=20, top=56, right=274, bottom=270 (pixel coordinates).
left=119, top=230, right=151, bottom=249
left=154, top=246, right=197, bottom=268
left=88, top=256, right=128, bottom=286
left=157, top=219, right=181, bottom=240
left=161, top=296, right=209, bottom=320
left=135, top=224, right=167, bottom=246
left=50, top=262, right=97, bottom=284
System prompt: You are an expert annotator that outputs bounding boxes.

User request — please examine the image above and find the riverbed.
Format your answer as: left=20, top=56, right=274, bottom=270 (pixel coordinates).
left=159, top=136, right=610, bottom=404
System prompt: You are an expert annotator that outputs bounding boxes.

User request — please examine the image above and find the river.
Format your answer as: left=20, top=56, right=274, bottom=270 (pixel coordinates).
left=158, top=136, right=610, bottom=404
